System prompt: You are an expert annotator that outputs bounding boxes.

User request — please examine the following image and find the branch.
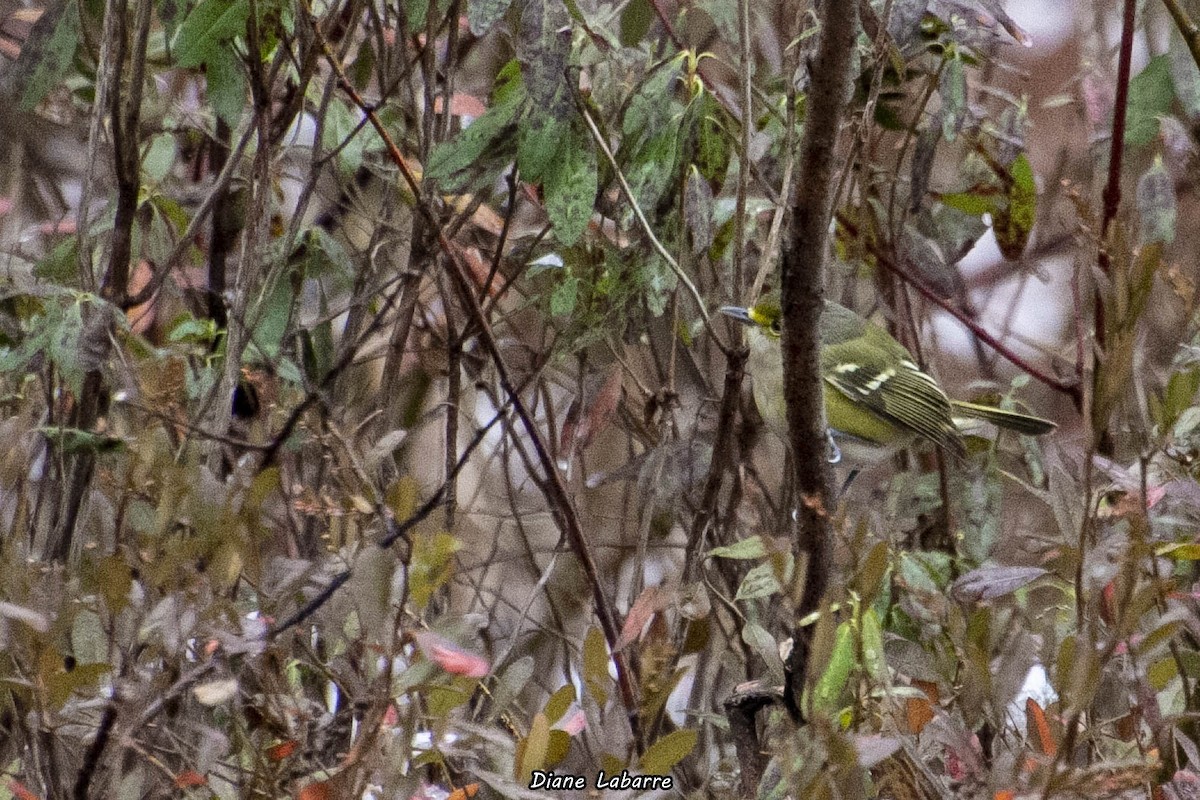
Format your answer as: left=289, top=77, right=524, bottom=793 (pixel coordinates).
left=779, top=1, right=858, bottom=720
left=1092, top=0, right=1137, bottom=455
left=1100, top=0, right=1136, bottom=247
left=723, top=680, right=783, bottom=795
left=836, top=214, right=1082, bottom=405
left=1163, top=0, right=1200, bottom=83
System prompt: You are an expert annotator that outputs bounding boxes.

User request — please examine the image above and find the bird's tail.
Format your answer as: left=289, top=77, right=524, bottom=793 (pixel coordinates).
left=951, top=401, right=1056, bottom=436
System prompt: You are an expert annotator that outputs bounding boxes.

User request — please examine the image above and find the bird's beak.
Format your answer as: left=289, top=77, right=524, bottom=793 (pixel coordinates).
left=718, top=305, right=754, bottom=325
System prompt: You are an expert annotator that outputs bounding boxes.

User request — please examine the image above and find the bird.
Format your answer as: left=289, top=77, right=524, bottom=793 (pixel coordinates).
left=718, top=297, right=1056, bottom=463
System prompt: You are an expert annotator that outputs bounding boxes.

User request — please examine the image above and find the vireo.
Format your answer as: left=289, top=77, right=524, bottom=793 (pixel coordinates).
left=718, top=298, right=1055, bottom=462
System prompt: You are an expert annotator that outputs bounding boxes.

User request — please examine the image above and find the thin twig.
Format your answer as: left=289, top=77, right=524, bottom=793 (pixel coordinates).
left=836, top=214, right=1082, bottom=404
left=1162, top=0, right=1200, bottom=73
left=733, top=0, right=752, bottom=302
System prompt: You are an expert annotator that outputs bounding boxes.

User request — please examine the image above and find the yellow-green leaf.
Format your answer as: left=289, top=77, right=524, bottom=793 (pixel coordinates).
left=638, top=728, right=697, bottom=774
left=583, top=626, right=611, bottom=709
left=515, top=712, right=550, bottom=782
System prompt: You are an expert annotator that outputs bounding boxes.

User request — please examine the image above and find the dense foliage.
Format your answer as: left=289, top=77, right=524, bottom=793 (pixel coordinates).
left=2, top=0, right=1200, bottom=797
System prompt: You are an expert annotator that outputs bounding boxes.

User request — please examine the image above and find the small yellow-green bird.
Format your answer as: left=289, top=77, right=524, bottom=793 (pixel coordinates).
left=718, top=297, right=1056, bottom=462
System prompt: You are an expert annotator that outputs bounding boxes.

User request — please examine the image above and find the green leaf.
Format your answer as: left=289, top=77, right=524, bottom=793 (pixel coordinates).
left=349, top=545, right=393, bottom=637
left=515, top=712, right=550, bottom=781
left=1148, top=656, right=1178, bottom=691
left=405, top=0, right=428, bottom=29
left=48, top=299, right=87, bottom=395
left=545, top=729, right=571, bottom=767
left=516, top=0, right=570, bottom=111
left=861, top=608, right=887, bottom=683
left=492, top=58, right=525, bottom=106
left=549, top=274, right=579, bottom=316
left=1157, top=542, right=1200, bottom=561
left=638, top=728, right=697, bottom=774
left=708, top=536, right=767, bottom=560
left=206, top=42, right=245, bottom=127
left=38, top=426, right=125, bottom=454
left=1125, top=55, right=1175, bottom=148
left=0, top=321, right=50, bottom=374
left=939, top=57, right=966, bottom=142
left=623, top=63, right=678, bottom=137
left=626, top=125, right=679, bottom=212
left=735, top=562, right=781, bottom=602
left=168, top=314, right=218, bottom=344
left=1156, top=366, right=1200, bottom=430
left=543, top=683, right=575, bottom=724
left=173, top=0, right=251, bottom=67
left=299, top=322, right=334, bottom=383
left=17, top=2, right=81, bottom=110
left=684, top=167, right=714, bottom=252
left=811, top=620, right=855, bottom=715
left=34, top=237, right=79, bottom=285
left=691, top=95, right=732, bottom=186
left=142, top=134, right=179, bottom=184
left=544, top=124, right=597, bottom=246
left=619, top=0, right=652, bottom=46
left=96, top=555, right=133, bottom=614
left=348, top=38, right=375, bottom=89
left=426, top=92, right=522, bottom=184
left=489, top=656, right=534, bottom=718
left=244, top=268, right=294, bottom=361
left=322, top=99, right=367, bottom=177
left=582, top=626, right=610, bottom=709
left=45, top=662, right=110, bottom=709
left=467, top=0, right=513, bottom=35
left=1007, top=153, right=1036, bottom=233
left=855, top=540, right=890, bottom=609
left=517, top=105, right=569, bottom=183
left=740, top=621, right=781, bottom=681
left=938, top=191, right=997, bottom=217
left=408, top=531, right=460, bottom=611
left=994, top=152, right=1036, bottom=260
left=1137, top=155, right=1176, bottom=245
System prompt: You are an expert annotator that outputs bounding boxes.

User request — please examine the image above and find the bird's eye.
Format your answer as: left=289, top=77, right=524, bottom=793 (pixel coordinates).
left=769, top=318, right=782, bottom=336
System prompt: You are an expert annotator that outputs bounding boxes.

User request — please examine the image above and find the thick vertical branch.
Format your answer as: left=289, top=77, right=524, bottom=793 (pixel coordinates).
left=779, top=2, right=858, bottom=718
left=48, top=0, right=151, bottom=561
left=206, top=119, right=236, bottom=329
left=1093, top=0, right=1135, bottom=456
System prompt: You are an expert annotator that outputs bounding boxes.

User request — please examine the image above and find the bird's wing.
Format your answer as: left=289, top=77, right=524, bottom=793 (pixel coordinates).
left=823, top=352, right=965, bottom=456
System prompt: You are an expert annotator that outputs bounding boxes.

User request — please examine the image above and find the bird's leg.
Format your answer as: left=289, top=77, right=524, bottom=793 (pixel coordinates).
left=825, top=429, right=841, bottom=464
left=837, top=468, right=861, bottom=498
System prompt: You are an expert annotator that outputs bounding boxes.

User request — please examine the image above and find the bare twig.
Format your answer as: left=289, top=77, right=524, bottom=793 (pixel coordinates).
left=1162, top=0, right=1200, bottom=77
left=733, top=0, right=752, bottom=302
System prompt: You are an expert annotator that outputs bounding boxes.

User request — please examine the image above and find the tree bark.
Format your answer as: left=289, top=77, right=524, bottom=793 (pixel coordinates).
left=779, top=1, right=858, bottom=718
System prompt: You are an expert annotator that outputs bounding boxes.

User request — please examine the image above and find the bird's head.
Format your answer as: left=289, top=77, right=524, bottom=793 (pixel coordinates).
left=718, top=299, right=782, bottom=338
